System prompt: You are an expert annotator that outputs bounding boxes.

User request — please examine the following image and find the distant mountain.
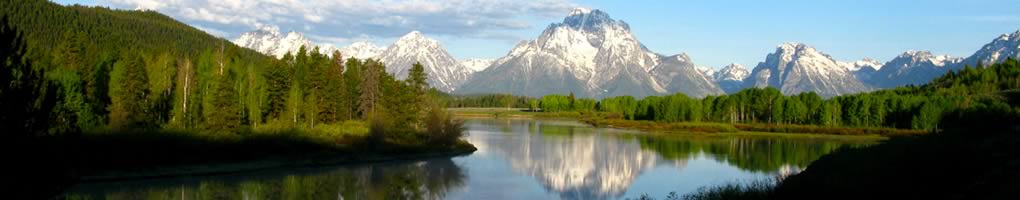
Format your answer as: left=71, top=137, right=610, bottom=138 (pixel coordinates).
left=962, top=30, right=1020, bottom=67
left=841, top=59, right=882, bottom=85
left=338, top=41, right=383, bottom=60
left=650, top=54, right=723, bottom=97
left=460, top=58, right=494, bottom=72
left=713, top=63, right=750, bottom=93
left=458, top=8, right=721, bottom=98
left=233, top=28, right=337, bottom=58
left=744, top=43, right=870, bottom=97
left=235, top=29, right=472, bottom=92
left=870, top=51, right=961, bottom=88
left=867, top=30, right=1018, bottom=88
left=377, top=31, right=474, bottom=92
left=696, top=66, right=715, bottom=77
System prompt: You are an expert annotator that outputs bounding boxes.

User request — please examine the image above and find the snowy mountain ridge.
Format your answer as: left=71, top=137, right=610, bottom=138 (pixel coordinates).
left=458, top=8, right=722, bottom=98
left=377, top=31, right=475, bottom=92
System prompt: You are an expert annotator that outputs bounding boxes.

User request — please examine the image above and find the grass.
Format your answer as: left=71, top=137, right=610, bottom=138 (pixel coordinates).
left=681, top=179, right=777, bottom=200
left=60, top=120, right=476, bottom=180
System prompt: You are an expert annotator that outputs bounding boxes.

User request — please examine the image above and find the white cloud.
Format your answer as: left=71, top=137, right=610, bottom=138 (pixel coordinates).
left=102, top=0, right=578, bottom=44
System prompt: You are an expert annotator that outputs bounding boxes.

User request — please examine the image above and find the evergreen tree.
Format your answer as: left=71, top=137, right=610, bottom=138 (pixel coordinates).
left=264, top=59, right=289, bottom=121
left=359, top=59, right=382, bottom=118
left=203, top=70, right=241, bottom=132
left=0, top=16, right=59, bottom=136
left=344, top=58, right=363, bottom=119
left=108, top=53, right=151, bottom=130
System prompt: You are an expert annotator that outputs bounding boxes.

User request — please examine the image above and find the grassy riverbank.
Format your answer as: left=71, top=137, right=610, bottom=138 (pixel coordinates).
left=10, top=121, right=477, bottom=199
left=72, top=123, right=477, bottom=180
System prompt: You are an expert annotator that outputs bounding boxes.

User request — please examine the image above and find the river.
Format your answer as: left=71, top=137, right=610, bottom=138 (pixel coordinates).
left=63, top=118, right=877, bottom=199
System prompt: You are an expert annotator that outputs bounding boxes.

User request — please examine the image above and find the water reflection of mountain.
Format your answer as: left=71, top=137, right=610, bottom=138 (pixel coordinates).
left=470, top=119, right=874, bottom=200
left=474, top=119, right=676, bottom=200
left=64, top=158, right=466, bottom=200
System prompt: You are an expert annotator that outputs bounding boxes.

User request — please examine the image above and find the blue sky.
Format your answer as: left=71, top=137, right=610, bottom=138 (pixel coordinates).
left=55, top=0, right=1020, bottom=69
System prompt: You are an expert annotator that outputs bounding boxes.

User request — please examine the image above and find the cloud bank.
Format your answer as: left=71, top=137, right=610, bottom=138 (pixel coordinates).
left=105, top=0, right=577, bottom=44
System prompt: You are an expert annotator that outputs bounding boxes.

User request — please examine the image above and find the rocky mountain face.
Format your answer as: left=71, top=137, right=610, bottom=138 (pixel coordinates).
left=377, top=31, right=475, bottom=92
left=233, top=28, right=337, bottom=58
left=236, top=29, right=472, bottom=92
left=867, top=30, right=1018, bottom=88
left=338, top=41, right=383, bottom=60
left=650, top=54, right=723, bottom=97
left=840, top=59, right=882, bottom=85
left=458, top=8, right=722, bottom=98
left=869, top=51, right=961, bottom=88
left=713, top=63, right=750, bottom=94
left=963, top=30, right=1020, bottom=67
left=744, top=43, right=870, bottom=97
left=459, top=58, right=494, bottom=72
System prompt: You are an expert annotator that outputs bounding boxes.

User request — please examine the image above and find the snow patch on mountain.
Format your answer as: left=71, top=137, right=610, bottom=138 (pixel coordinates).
left=378, top=31, right=474, bottom=92
left=338, top=41, right=383, bottom=60
left=459, top=8, right=722, bottom=98
left=964, top=30, right=1020, bottom=67
left=712, top=63, right=749, bottom=94
left=233, top=28, right=337, bottom=58
left=870, top=50, right=962, bottom=88
left=460, top=58, right=494, bottom=72
left=745, top=43, right=870, bottom=97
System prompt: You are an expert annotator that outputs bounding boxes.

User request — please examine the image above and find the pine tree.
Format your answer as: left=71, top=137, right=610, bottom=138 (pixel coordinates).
left=108, top=53, right=151, bottom=130
left=264, top=59, right=289, bottom=121
left=0, top=16, right=59, bottom=136
left=359, top=59, right=382, bottom=118
left=406, top=62, right=428, bottom=127
left=204, top=70, right=241, bottom=132
left=325, top=51, right=348, bottom=122
left=344, top=58, right=363, bottom=119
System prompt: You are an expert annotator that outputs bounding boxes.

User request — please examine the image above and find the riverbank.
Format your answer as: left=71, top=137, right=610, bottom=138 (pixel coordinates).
left=448, top=107, right=584, bottom=119
left=583, top=118, right=928, bottom=137
left=70, top=130, right=477, bottom=182
left=11, top=124, right=477, bottom=199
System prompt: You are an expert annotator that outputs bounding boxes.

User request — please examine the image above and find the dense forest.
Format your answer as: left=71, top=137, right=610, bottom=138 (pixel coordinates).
left=0, top=0, right=463, bottom=144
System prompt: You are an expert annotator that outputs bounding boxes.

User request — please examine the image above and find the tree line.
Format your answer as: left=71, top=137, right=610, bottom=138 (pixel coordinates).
left=520, top=59, right=1020, bottom=131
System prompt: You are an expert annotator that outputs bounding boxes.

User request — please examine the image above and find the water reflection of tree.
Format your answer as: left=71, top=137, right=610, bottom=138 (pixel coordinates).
left=64, top=158, right=466, bottom=200
left=635, top=136, right=869, bottom=172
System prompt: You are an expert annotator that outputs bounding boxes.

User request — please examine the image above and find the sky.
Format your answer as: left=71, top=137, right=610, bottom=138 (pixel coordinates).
left=55, top=0, right=1020, bottom=69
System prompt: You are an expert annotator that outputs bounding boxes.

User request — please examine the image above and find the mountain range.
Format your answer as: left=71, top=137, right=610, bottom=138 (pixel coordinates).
left=458, top=8, right=722, bottom=98
left=234, top=8, right=1020, bottom=98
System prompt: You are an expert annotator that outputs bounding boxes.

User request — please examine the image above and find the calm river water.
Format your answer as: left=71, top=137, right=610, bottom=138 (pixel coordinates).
left=64, top=118, right=875, bottom=199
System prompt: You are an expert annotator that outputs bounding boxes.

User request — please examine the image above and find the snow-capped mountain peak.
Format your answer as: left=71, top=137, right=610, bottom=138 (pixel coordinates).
left=339, top=41, right=383, bottom=60
left=569, top=7, right=592, bottom=16
left=715, top=63, right=749, bottom=82
left=745, top=42, right=869, bottom=97
left=458, top=8, right=722, bottom=98
left=713, top=63, right=749, bottom=94
left=964, top=29, right=1020, bottom=66
left=840, top=58, right=882, bottom=71
left=234, top=29, right=337, bottom=58
left=378, top=31, right=474, bottom=92
left=460, top=58, right=494, bottom=72
left=897, top=50, right=960, bottom=67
